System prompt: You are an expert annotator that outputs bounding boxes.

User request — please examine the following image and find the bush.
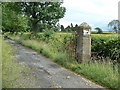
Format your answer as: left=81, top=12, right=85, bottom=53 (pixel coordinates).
left=95, top=27, right=103, bottom=34
left=92, top=36, right=120, bottom=61
left=43, top=29, right=55, bottom=38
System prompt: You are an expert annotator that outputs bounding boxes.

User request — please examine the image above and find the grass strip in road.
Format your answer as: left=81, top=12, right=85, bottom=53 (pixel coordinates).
left=8, top=34, right=119, bottom=89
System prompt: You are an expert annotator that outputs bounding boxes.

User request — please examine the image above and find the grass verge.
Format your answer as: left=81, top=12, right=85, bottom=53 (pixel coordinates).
left=1, top=36, right=39, bottom=88
left=0, top=35, right=2, bottom=89
left=7, top=34, right=119, bottom=89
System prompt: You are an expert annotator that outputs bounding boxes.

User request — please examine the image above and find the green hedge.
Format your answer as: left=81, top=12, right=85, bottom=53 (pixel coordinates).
left=92, top=36, right=120, bottom=61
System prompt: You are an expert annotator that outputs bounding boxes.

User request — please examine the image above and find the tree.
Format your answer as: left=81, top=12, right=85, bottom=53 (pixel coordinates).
left=74, top=24, right=79, bottom=31
left=64, top=24, right=78, bottom=32
left=60, top=25, right=64, bottom=32
left=20, top=2, right=66, bottom=33
left=53, top=23, right=61, bottom=31
left=108, top=20, right=120, bottom=33
left=2, top=2, right=29, bottom=33
left=65, top=25, right=71, bottom=32
left=70, top=23, right=74, bottom=31
left=94, top=27, right=103, bottom=34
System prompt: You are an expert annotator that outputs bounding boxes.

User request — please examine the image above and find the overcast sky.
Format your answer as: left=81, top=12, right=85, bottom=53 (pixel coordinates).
left=59, top=0, right=119, bottom=31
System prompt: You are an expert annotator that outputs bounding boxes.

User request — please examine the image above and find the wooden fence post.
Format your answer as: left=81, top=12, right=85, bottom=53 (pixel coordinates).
left=76, top=22, right=91, bottom=63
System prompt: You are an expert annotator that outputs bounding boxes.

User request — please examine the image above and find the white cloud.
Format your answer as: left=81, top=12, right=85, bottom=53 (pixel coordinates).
left=60, top=0, right=119, bottom=30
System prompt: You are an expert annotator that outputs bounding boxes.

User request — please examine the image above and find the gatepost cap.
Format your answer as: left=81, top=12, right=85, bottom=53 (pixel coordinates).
left=79, top=22, right=91, bottom=30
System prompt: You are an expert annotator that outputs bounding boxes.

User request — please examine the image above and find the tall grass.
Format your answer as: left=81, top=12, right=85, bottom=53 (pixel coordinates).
left=6, top=32, right=119, bottom=89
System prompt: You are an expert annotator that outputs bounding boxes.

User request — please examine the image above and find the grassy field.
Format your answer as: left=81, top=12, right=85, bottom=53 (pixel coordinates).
left=5, top=32, right=119, bottom=89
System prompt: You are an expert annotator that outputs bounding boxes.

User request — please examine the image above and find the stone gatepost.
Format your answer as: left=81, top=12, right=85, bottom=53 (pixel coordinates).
left=76, top=22, right=91, bottom=63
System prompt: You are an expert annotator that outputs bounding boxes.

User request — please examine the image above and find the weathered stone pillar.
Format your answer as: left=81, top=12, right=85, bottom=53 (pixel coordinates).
left=76, top=22, right=91, bottom=63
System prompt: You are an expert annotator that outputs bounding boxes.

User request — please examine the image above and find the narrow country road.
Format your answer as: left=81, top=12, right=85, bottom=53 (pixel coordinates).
left=7, top=39, right=104, bottom=88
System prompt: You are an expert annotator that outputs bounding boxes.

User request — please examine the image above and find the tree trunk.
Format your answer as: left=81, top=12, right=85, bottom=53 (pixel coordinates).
left=32, top=22, right=38, bottom=33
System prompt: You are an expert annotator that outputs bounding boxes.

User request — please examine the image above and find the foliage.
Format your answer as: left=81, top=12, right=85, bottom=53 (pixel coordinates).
left=64, top=24, right=79, bottom=32
left=2, top=2, right=29, bottom=33
left=6, top=32, right=119, bottom=61
left=20, top=2, right=66, bottom=32
left=108, top=20, right=120, bottom=33
left=92, top=35, right=119, bottom=61
left=65, top=25, right=71, bottom=32
left=2, top=2, right=66, bottom=33
left=60, top=25, right=65, bottom=32
left=43, top=29, right=55, bottom=38
left=94, top=27, right=103, bottom=34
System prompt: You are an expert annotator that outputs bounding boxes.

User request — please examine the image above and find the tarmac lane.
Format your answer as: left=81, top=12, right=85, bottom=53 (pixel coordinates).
left=7, top=39, right=105, bottom=89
